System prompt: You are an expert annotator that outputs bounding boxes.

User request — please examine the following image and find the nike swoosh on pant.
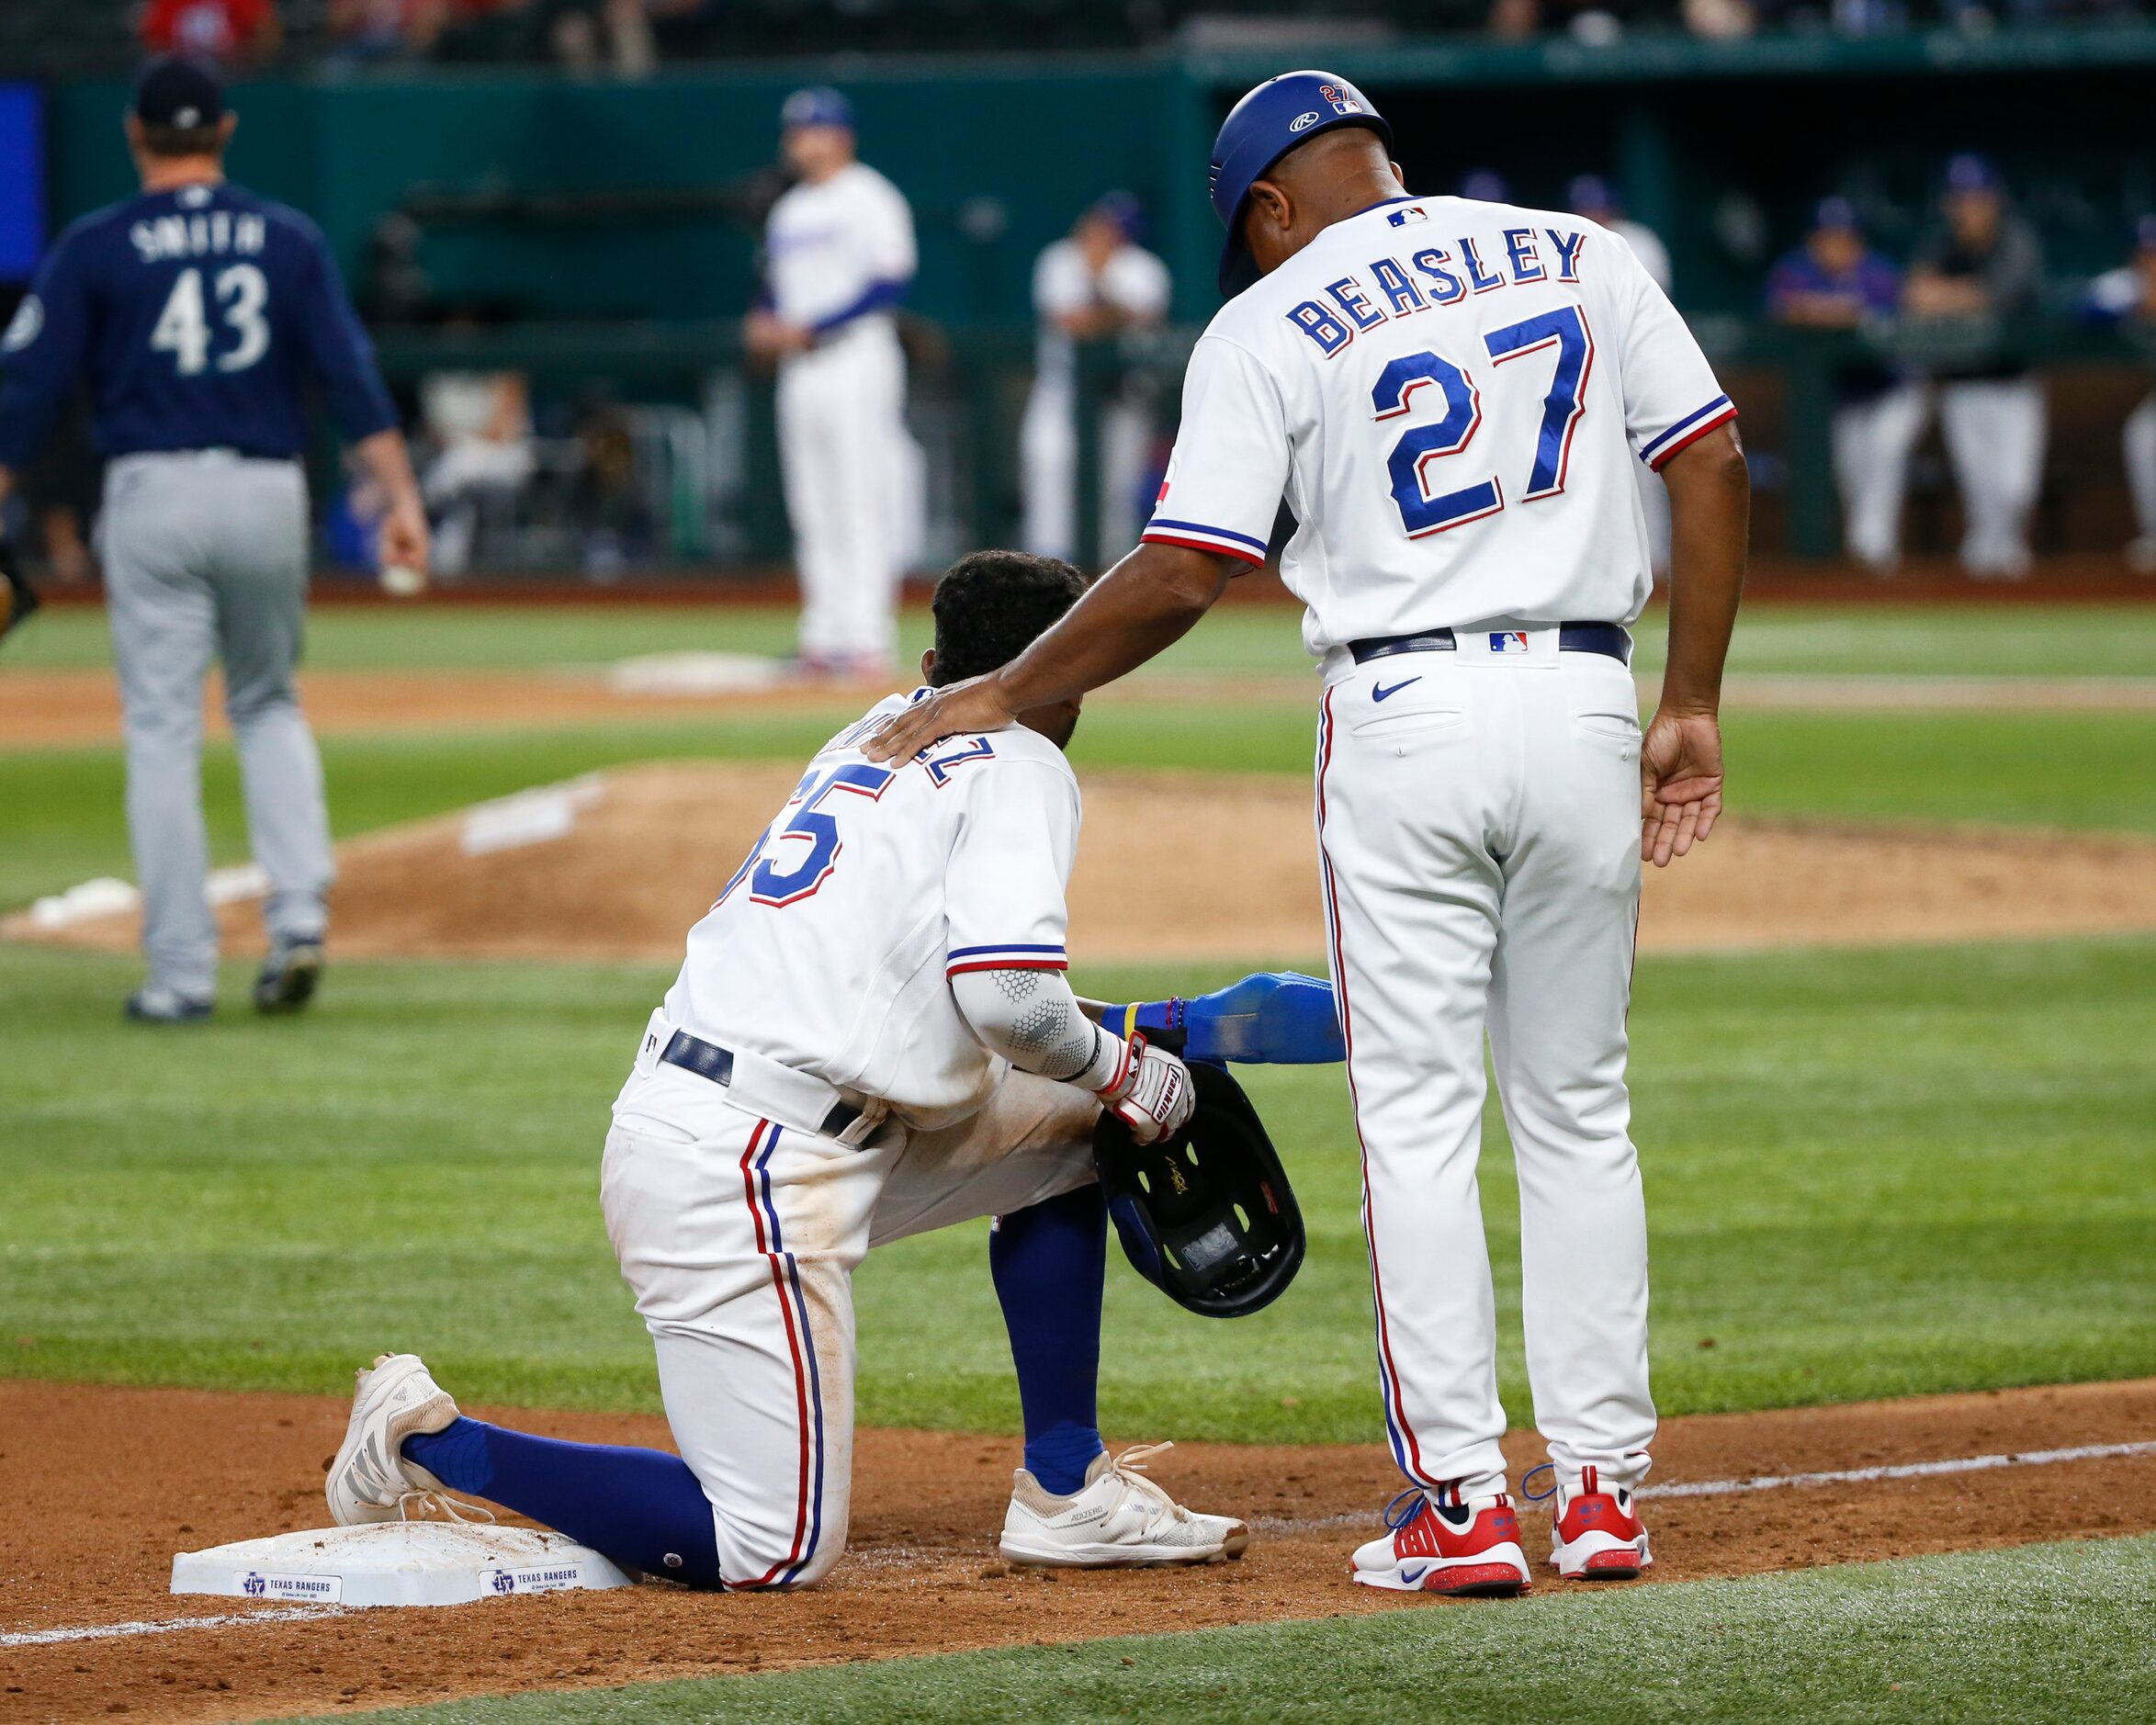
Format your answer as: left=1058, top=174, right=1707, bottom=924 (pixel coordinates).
left=1372, top=677, right=1421, bottom=702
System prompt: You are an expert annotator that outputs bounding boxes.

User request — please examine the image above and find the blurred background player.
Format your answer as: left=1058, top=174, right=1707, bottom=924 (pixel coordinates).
left=1767, top=197, right=1917, bottom=571
left=1571, top=173, right=1676, bottom=576
left=746, top=85, right=917, bottom=679
left=1567, top=173, right=1671, bottom=292
left=2087, top=216, right=2156, bottom=573
left=0, top=56, right=428, bottom=1020
left=1902, top=152, right=2048, bottom=579
left=1021, top=193, right=1172, bottom=563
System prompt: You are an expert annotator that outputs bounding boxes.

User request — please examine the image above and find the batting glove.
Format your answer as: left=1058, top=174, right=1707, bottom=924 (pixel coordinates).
left=1090, top=1032, right=1195, bottom=1145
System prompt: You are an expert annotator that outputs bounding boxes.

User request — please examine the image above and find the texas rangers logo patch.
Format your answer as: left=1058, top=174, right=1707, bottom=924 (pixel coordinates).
left=1490, top=631, right=1530, bottom=653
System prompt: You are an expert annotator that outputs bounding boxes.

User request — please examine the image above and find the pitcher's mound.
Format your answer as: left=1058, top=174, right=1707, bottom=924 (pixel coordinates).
left=8, top=762, right=2156, bottom=964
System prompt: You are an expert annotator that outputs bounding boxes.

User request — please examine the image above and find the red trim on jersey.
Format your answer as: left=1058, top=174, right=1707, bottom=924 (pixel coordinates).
left=1316, top=688, right=1430, bottom=1486
left=1646, top=402, right=1738, bottom=471
left=945, top=958, right=1070, bottom=978
left=736, top=1119, right=818, bottom=1590
left=1139, top=530, right=1266, bottom=568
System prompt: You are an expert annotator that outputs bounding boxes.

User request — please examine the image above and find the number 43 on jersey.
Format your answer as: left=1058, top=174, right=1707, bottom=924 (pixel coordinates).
left=1375, top=305, right=1592, bottom=536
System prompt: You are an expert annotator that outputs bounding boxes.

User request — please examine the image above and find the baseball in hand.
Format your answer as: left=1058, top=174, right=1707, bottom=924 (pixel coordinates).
left=379, top=564, right=427, bottom=599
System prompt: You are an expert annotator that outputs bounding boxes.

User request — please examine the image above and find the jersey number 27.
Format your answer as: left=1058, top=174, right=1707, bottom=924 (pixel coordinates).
left=1372, top=305, right=1592, bottom=536
left=151, top=265, right=271, bottom=378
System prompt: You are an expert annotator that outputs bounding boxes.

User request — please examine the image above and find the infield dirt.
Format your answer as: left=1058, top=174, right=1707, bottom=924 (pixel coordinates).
left=10, top=761, right=2156, bottom=965
left=2, top=1378, right=2152, bottom=1723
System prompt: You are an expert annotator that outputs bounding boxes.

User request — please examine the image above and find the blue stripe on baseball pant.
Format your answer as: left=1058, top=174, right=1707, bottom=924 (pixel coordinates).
left=991, top=1183, right=1108, bottom=1496
left=402, top=1418, right=723, bottom=1590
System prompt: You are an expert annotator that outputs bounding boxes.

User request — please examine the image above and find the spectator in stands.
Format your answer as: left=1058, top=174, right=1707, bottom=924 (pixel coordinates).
left=141, top=0, right=282, bottom=65
left=1570, top=174, right=1676, bottom=574
left=1903, top=153, right=2047, bottom=578
left=1767, top=196, right=1922, bottom=571
left=415, top=0, right=536, bottom=61
left=541, top=0, right=657, bottom=75
left=2085, top=216, right=2156, bottom=574
left=326, top=0, right=423, bottom=60
left=1021, top=193, right=1171, bottom=566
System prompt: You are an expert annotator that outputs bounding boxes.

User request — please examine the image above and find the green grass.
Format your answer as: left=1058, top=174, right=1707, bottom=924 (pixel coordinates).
left=4, top=938, right=2150, bottom=1439
left=13, top=599, right=2156, bottom=679
left=321, top=1534, right=2156, bottom=1724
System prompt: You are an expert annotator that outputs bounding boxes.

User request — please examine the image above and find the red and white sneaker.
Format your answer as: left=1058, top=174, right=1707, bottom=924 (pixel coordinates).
left=1548, top=1465, right=1652, bottom=1580
left=1350, top=1489, right=1532, bottom=1597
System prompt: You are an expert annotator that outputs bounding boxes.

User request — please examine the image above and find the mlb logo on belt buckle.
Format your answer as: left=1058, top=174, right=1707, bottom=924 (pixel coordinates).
left=1489, top=631, right=1530, bottom=653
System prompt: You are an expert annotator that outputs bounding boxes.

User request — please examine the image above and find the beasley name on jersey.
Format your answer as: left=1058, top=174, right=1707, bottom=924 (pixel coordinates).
left=1144, top=196, right=1735, bottom=652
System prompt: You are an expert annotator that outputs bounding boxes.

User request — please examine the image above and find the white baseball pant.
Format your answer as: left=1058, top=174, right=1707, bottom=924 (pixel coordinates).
left=1021, top=378, right=1153, bottom=566
left=2123, top=391, right=2156, bottom=547
left=1315, top=627, right=1654, bottom=1498
left=601, top=1048, right=1096, bottom=1588
left=1833, top=380, right=1928, bottom=569
left=776, top=328, right=910, bottom=666
left=1937, top=376, right=2047, bottom=575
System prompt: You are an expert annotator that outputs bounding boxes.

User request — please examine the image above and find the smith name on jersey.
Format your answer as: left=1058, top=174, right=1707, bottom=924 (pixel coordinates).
left=1144, top=196, right=1735, bottom=662
left=0, top=181, right=396, bottom=470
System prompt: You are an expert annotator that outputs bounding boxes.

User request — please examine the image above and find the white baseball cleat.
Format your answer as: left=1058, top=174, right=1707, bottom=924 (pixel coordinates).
left=326, top=1352, right=461, bottom=1527
left=999, top=1441, right=1249, bottom=1568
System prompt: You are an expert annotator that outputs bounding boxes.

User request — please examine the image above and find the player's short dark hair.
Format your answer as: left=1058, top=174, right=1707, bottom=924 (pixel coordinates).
left=929, top=551, right=1087, bottom=686
left=137, top=121, right=226, bottom=160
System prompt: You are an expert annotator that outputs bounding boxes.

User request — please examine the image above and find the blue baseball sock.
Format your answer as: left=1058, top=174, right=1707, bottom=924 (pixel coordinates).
left=402, top=1418, right=722, bottom=1590
left=990, top=1183, right=1108, bottom=1497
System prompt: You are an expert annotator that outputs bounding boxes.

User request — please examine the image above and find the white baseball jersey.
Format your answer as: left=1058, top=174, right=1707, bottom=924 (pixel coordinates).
left=660, top=693, right=1080, bottom=1126
left=1033, top=238, right=1172, bottom=384
left=1143, top=196, right=1734, bottom=658
left=762, top=163, right=916, bottom=341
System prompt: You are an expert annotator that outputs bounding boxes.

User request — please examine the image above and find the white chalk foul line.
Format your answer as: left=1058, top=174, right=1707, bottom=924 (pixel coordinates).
left=1252, top=1438, right=2156, bottom=1536
left=9, top=1440, right=2153, bottom=1646
left=1641, top=1438, right=2156, bottom=1500
left=2, top=1604, right=345, bottom=1647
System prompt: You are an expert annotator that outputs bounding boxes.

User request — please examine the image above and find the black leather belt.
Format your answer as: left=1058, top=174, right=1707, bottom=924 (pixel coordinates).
left=660, top=1030, right=864, bottom=1138
left=1349, top=623, right=1632, bottom=666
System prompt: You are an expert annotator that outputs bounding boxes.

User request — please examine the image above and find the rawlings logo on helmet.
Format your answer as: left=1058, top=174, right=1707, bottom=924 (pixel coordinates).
left=1289, top=110, right=1320, bottom=132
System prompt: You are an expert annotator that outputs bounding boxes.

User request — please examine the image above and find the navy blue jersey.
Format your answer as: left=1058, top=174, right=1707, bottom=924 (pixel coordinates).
left=0, top=181, right=397, bottom=470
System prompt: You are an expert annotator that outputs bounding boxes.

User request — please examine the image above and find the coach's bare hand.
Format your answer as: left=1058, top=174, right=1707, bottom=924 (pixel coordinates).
left=1640, top=707, right=1724, bottom=868
left=865, top=673, right=1016, bottom=763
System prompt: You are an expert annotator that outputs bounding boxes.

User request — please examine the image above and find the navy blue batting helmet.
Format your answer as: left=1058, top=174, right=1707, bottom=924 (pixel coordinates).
left=1210, top=71, right=1393, bottom=296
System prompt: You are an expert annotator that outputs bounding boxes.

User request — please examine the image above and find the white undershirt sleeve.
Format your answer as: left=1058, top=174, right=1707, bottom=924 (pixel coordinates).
left=951, top=966, right=1124, bottom=1088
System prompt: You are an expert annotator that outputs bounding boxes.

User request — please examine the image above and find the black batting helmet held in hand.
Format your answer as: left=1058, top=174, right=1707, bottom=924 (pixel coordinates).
left=1091, top=1062, right=1304, bottom=1318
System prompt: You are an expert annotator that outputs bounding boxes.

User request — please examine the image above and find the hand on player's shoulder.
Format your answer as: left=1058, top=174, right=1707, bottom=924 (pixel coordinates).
left=864, top=673, right=1015, bottom=764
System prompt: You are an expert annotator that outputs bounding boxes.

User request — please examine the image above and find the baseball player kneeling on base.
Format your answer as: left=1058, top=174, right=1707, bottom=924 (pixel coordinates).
left=325, top=552, right=1254, bottom=1587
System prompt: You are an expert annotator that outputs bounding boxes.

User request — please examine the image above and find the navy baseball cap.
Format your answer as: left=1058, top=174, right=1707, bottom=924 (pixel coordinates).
left=1211, top=71, right=1392, bottom=296
left=781, top=85, right=854, bottom=133
left=1567, top=174, right=1618, bottom=216
left=1813, top=196, right=1860, bottom=232
left=1089, top=190, right=1146, bottom=244
left=1459, top=169, right=1509, bottom=205
left=1946, top=152, right=2002, bottom=194
left=134, top=54, right=224, bottom=130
